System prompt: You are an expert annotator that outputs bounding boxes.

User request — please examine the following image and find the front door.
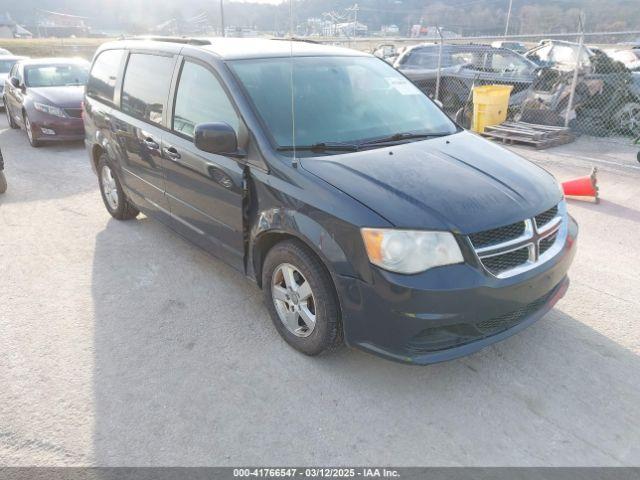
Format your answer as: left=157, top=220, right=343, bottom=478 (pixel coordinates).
left=162, top=58, right=246, bottom=271
left=5, top=63, right=24, bottom=124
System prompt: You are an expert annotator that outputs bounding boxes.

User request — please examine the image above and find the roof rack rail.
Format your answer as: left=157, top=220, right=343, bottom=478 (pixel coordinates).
left=124, top=35, right=212, bottom=46
left=271, top=37, right=319, bottom=44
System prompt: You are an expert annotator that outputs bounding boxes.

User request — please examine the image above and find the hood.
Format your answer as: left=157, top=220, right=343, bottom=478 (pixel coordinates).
left=300, top=131, right=561, bottom=234
left=28, top=86, right=85, bottom=108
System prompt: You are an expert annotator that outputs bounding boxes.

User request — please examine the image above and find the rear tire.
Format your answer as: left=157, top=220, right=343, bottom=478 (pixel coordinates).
left=97, top=154, right=139, bottom=220
left=0, top=171, right=6, bottom=194
left=262, top=239, right=342, bottom=356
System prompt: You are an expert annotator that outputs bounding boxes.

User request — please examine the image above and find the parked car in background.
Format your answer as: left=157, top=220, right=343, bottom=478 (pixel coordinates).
left=0, top=55, right=28, bottom=109
left=605, top=49, right=640, bottom=72
left=84, top=37, right=576, bottom=364
left=395, top=43, right=538, bottom=113
left=491, top=40, right=528, bottom=54
left=524, top=40, right=640, bottom=136
left=525, top=40, right=597, bottom=71
left=372, top=43, right=398, bottom=64
left=3, top=58, right=89, bottom=147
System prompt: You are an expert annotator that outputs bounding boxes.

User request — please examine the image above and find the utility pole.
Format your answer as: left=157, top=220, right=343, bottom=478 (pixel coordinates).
left=220, top=0, right=225, bottom=37
left=353, top=3, right=359, bottom=37
left=346, top=4, right=359, bottom=38
left=565, top=13, right=585, bottom=128
left=504, top=0, right=513, bottom=36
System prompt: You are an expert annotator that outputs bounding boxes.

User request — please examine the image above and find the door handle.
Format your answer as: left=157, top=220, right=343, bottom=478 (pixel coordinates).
left=143, top=137, right=159, bottom=150
left=163, top=146, right=181, bottom=160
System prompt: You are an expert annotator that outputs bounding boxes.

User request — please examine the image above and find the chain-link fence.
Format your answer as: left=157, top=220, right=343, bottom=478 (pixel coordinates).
left=334, top=31, right=640, bottom=143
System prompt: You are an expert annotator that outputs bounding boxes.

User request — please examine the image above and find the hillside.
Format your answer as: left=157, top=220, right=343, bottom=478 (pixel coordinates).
left=5, top=0, right=640, bottom=36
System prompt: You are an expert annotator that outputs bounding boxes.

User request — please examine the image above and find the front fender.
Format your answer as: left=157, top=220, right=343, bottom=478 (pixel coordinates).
left=250, top=207, right=356, bottom=284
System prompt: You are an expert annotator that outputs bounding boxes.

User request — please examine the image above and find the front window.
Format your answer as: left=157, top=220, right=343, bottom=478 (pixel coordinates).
left=230, top=56, right=457, bottom=153
left=402, top=48, right=446, bottom=69
left=173, top=61, right=239, bottom=138
left=490, top=52, right=533, bottom=74
left=24, top=63, right=89, bottom=87
left=0, top=59, right=18, bottom=74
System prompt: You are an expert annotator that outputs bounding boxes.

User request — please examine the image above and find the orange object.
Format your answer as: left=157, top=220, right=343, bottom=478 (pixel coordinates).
left=562, top=167, right=599, bottom=203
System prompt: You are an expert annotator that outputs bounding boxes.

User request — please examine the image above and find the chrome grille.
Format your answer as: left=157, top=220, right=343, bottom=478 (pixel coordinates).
left=469, top=221, right=525, bottom=249
left=64, top=108, right=82, bottom=118
left=468, top=202, right=565, bottom=278
left=481, top=246, right=531, bottom=276
left=539, top=231, right=558, bottom=256
left=535, top=205, right=558, bottom=229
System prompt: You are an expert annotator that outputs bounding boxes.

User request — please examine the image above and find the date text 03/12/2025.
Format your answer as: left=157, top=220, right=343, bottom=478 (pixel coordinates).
left=232, top=468, right=400, bottom=478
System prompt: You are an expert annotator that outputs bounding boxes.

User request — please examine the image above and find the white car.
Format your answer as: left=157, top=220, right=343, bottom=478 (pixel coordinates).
left=0, top=55, right=28, bottom=108
left=0, top=48, right=12, bottom=55
left=606, top=49, right=640, bottom=71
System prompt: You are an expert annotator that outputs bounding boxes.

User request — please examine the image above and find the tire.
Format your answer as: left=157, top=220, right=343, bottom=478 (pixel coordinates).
left=262, top=239, right=342, bottom=356
left=614, top=102, right=640, bottom=137
left=0, top=171, right=6, bottom=194
left=97, top=154, right=139, bottom=220
left=4, top=101, right=19, bottom=129
left=23, top=112, right=41, bottom=148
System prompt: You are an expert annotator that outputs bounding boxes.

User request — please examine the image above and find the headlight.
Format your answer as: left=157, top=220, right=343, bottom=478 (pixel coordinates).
left=361, top=228, right=464, bottom=274
left=33, top=102, right=66, bottom=118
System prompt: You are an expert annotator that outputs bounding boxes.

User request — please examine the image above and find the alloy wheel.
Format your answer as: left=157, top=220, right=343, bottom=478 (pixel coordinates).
left=100, top=165, right=119, bottom=211
left=25, top=115, right=33, bottom=143
left=271, top=263, right=316, bottom=337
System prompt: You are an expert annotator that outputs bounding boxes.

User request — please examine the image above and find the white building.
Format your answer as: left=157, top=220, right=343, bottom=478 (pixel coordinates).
left=381, top=24, right=399, bottom=36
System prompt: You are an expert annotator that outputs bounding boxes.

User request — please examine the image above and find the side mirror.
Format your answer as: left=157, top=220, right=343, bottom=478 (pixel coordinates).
left=194, top=122, right=239, bottom=155
left=10, top=77, right=20, bottom=88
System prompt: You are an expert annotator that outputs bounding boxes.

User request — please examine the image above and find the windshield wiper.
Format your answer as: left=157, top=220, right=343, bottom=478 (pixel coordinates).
left=276, top=142, right=360, bottom=153
left=359, top=132, right=451, bottom=147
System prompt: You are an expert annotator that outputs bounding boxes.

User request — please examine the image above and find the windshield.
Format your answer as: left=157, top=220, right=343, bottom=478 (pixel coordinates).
left=0, top=59, right=18, bottom=74
left=230, top=56, right=457, bottom=153
left=24, top=63, right=89, bottom=87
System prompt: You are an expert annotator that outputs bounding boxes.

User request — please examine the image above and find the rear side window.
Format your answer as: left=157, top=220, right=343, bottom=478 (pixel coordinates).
left=173, top=61, right=239, bottom=138
left=121, top=53, right=175, bottom=125
left=87, top=49, right=124, bottom=105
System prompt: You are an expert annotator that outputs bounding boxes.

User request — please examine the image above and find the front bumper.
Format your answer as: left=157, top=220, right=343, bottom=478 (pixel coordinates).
left=28, top=109, right=84, bottom=142
left=337, top=215, right=578, bottom=364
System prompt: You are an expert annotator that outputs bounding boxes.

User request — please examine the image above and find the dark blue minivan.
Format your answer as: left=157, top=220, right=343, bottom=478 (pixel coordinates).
left=83, top=37, right=578, bottom=364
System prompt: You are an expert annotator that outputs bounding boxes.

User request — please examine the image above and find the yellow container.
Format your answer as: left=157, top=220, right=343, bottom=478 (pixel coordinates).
left=471, top=85, right=513, bottom=133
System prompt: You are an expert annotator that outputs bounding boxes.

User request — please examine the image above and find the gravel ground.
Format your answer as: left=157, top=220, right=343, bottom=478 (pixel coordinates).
left=1, top=115, right=639, bottom=466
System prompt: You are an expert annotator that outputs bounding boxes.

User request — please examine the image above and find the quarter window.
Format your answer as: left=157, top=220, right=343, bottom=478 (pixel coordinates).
left=173, top=61, right=239, bottom=138
left=121, top=53, right=175, bottom=125
left=87, top=49, right=124, bottom=105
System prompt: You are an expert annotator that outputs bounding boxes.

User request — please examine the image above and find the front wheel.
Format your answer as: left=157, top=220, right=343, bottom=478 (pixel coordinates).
left=0, top=171, right=6, bottom=194
left=97, top=154, right=139, bottom=220
left=262, top=239, right=342, bottom=356
left=23, top=113, right=41, bottom=148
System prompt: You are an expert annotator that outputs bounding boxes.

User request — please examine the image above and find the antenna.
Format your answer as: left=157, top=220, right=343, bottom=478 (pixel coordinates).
left=289, top=0, right=297, bottom=167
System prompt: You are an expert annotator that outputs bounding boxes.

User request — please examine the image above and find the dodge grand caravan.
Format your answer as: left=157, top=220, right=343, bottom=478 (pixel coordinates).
left=84, top=37, right=578, bottom=364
